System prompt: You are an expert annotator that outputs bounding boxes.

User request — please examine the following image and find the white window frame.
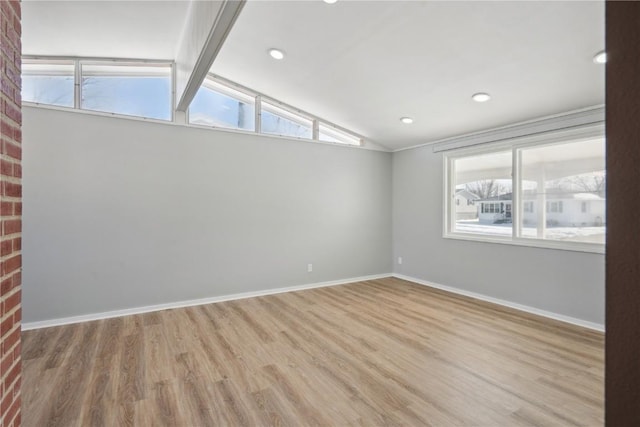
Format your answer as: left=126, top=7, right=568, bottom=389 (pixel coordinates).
left=260, top=99, right=314, bottom=139
left=22, top=56, right=368, bottom=148
left=79, top=60, right=174, bottom=121
left=22, top=56, right=175, bottom=123
left=443, top=123, right=605, bottom=254
left=187, top=75, right=257, bottom=131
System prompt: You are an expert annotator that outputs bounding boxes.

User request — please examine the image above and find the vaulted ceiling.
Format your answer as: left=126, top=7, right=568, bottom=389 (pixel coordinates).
left=22, top=0, right=605, bottom=151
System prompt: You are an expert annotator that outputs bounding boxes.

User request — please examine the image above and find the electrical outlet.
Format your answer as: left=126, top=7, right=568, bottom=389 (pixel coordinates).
left=308, top=263, right=313, bottom=272
left=398, top=257, right=403, bottom=265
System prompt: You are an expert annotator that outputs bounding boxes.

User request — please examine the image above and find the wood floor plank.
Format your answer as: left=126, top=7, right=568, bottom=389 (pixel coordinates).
left=22, top=277, right=604, bottom=426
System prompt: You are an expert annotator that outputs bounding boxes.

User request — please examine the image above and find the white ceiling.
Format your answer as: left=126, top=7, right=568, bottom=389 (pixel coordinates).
left=22, top=0, right=605, bottom=151
left=22, top=1, right=190, bottom=60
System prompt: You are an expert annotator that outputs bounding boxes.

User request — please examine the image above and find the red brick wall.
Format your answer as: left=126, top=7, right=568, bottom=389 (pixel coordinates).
left=0, top=1, right=21, bottom=427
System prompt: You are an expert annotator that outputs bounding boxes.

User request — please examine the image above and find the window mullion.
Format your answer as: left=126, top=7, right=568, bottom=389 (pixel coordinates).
left=512, top=148, right=521, bottom=239
left=74, top=59, right=81, bottom=109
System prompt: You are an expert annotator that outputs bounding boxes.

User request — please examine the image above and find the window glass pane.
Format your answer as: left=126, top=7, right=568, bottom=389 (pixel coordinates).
left=453, top=150, right=512, bottom=236
left=519, top=138, right=605, bottom=244
left=22, top=60, right=74, bottom=107
left=319, top=123, right=361, bottom=146
left=189, top=80, right=255, bottom=131
left=261, top=102, right=312, bottom=139
left=81, top=63, right=171, bottom=120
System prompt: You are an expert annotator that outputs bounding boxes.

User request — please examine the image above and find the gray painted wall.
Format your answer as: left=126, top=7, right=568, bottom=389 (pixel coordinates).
left=22, top=106, right=392, bottom=322
left=392, top=146, right=605, bottom=325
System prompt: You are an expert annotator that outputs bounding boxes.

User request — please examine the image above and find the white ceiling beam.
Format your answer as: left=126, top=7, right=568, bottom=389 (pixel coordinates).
left=175, top=0, right=246, bottom=112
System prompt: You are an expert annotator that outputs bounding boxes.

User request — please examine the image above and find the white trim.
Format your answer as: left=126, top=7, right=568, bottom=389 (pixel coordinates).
left=444, top=232, right=605, bottom=254
left=21, top=274, right=392, bottom=331
left=442, top=123, right=606, bottom=254
left=392, top=273, right=604, bottom=332
left=394, top=105, right=605, bottom=153
left=22, top=104, right=390, bottom=152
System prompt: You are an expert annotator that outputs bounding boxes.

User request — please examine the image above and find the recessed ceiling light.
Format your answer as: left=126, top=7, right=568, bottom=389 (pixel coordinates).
left=593, top=50, right=607, bottom=64
left=268, top=48, right=285, bottom=60
left=472, top=92, right=491, bottom=103
left=400, top=117, right=414, bottom=124
left=323, top=0, right=338, bottom=3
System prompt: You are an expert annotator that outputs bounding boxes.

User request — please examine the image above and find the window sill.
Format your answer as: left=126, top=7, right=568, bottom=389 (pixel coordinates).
left=443, top=232, right=605, bottom=254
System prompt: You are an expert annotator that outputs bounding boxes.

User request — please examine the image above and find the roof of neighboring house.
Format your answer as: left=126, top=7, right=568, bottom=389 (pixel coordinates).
left=479, top=192, right=604, bottom=202
left=477, top=192, right=513, bottom=202
left=455, top=189, right=480, bottom=200
left=521, top=191, right=604, bottom=201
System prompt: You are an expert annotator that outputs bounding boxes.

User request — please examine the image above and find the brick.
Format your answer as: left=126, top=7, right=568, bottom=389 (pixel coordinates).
left=0, top=76, right=12, bottom=99
left=0, top=315, right=14, bottom=335
left=2, top=254, right=21, bottom=276
left=1, top=239, right=13, bottom=256
left=1, top=5, right=21, bottom=425
left=5, top=65, right=20, bottom=92
left=0, top=201, right=12, bottom=214
left=4, top=394, right=20, bottom=425
left=2, top=181, right=21, bottom=198
left=0, top=389, right=12, bottom=417
left=3, top=218, right=21, bottom=234
left=4, top=289, right=20, bottom=312
left=2, top=326, right=20, bottom=354
left=6, top=27, right=19, bottom=51
left=1, top=120, right=14, bottom=140
left=0, top=277, right=12, bottom=294
left=4, top=361, right=20, bottom=388
left=8, top=1, right=21, bottom=19
left=0, top=158, right=12, bottom=175
left=2, top=140, right=21, bottom=160
left=12, top=340, right=20, bottom=359
left=0, top=349, right=12, bottom=375
left=4, top=98, right=21, bottom=124
left=12, top=14, right=20, bottom=35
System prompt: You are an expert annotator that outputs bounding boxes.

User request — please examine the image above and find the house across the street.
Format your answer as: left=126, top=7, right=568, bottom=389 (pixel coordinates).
left=477, top=192, right=605, bottom=226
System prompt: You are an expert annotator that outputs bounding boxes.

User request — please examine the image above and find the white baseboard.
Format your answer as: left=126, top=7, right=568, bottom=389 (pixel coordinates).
left=21, top=273, right=392, bottom=331
left=23, top=273, right=604, bottom=333
left=392, top=273, right=605, bottom=332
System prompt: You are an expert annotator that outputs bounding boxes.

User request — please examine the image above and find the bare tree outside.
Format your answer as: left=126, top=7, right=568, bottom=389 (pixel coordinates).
left=465, top=179, right=510, bottom=199
left=564, top=173, right=606, bottom=196
left=548, top=172, right=606, bottom=197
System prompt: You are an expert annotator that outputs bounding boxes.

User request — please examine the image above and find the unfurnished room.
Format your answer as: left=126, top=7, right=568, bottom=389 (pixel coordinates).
left=1, top=0, right=640, bottom=426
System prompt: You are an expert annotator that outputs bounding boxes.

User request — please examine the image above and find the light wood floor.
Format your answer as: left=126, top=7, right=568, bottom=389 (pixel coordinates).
left=22, top=277, right=604, bottom=426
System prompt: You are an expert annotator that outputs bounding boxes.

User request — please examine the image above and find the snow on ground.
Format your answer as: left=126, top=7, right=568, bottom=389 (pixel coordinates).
left=455, top=220, right=605, bottom=243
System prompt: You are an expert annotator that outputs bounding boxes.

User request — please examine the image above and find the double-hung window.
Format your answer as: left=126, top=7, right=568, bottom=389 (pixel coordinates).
left=444, top=125, right=605, bottom=252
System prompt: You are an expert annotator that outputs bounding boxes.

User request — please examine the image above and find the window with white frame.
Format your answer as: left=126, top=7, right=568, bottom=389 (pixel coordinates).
left=189, top=78, right=255, bottom=131
left=261, top=101, right=312, bottom=139
left=23, top=57, right=365, bottom=146
left=445, top=127, right=605, bottom=252
left=22, top=59, right=172, bottom=121
left=80, top=63, right=172, bottom=120
left=319, top=123, right=362, bottom=146
left=449, top=149, right=513, bottom=237
left=22, top=59, right=75, bottom=108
